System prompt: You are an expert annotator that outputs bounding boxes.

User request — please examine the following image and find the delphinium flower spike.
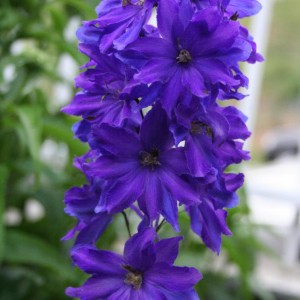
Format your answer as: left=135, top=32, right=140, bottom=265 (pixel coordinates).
left=62, top=0, right=262, bottom=298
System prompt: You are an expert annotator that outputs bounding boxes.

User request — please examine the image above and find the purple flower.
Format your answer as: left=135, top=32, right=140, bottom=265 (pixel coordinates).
left=62, top=183, right=112, bottom=246
left=85, top=104, right=200, bottom=230
left=171, top=95, right=250, bottom=179
left=187, top=200, right=231, bottom=254
left=77, top=0, right=156, bottom=53
left=62, top=45, right=143, bottom=142
left=66, top=228, right=202, bottom=300
left=207, top=172, right=245, bottom=209
left=184, top=171, right=244, bottom=252
left=119, top=1, right=252, bottom=113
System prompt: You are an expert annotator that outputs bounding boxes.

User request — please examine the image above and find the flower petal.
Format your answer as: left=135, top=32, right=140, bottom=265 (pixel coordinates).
left=108, top=285, right=131, bottom=300
left=64, top=186, right=99, bottom=220
left=114, top=14, right=147, bottom=50
left=89, top=124, right=141, bottom=157
left=71, top=246, right=125, bottom=275
left=128, top=37, right=177, bottom=58
left=159, top=288, right=200, bottom=300
left=75, top=214, right=112, bottom=245
left=85, top=156, right=139, bottom=179
left=157, top=0, right=179, bottom=41
left=134, top=59, right=176, bottom=84
left=146, top=263, right=202, bottom=292
left=161, top=187, right=180, bottom=232
left=160, top=70, right=183, bottom=115
left=155, top=236, right=183, bottom=265
left=98, top=6, right=140, bottom=27
left=104, top=170, right=145, bottom=213
left=228, top=0, right=262, bottom=18
left=185, top=136, right=217, bottom=178
left=140, top=104, right=173, bottom=152
left=138, top=173, right=162, bottom=221
left=181, top=67, right=206, bottom=97
left=159, top=170, right=200, bottom=205
left=160, top=148, right=189, bottom=175
left=66, top=275, right=124, bottom=300
left=124, top=228, right=156, bottom=271
left=131, top=283, right=167, bottom=300
left=188, top=201, right=231, bottom=254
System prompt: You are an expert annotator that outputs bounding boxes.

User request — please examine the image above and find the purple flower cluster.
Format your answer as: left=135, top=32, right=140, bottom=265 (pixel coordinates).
left=62, top=0, right=262, bottom=298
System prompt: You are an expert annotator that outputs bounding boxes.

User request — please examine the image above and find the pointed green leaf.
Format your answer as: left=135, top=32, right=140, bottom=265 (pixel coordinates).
left=14, top=106, right=42, bottom=186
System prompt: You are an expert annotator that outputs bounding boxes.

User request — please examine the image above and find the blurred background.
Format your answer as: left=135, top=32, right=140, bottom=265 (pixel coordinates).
left=0, top=0, right=299, bottom=299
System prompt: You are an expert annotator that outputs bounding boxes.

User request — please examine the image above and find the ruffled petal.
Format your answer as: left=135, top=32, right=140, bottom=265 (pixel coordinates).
left=185, top=136, right=217, bottom=178
left=188, top=201, right=231, bottom=254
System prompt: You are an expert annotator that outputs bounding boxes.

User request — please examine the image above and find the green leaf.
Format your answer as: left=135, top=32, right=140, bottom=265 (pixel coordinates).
left=3, top=230, right=76, bottom=281
left=57, top=0, right=96, bottom=19
left=14, top=105, right=42, bottom=184
left=0, top=165, right=8, bottom=262
left=48, top=4, right=68, bottom=35
left=3, top=69, right=27, bottom=103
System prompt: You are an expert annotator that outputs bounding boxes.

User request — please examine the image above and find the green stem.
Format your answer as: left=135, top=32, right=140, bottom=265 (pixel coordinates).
left=122, top=211, right=132, bottom=238
left=156, top=218, right=166, bottom=233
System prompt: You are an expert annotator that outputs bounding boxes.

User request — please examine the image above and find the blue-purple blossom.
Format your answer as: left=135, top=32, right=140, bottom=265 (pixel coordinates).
left=187, top=200, right=231, bottom=254
left=77, top=0, right=156, bottom=53
left=172, top=95, right=250, bottom=178
left=62, top=45, right=144, bottom=141
left=62, top=0, right=262, bottom=298
left=66, top=228, right=202, bottom=300
left=85, top=104, right=200, bottom=231
left=62, top=183, right=112, bottom=246
left=119, top=1, right=253, bottom=113
left=183, top=171, right=244, bottom=252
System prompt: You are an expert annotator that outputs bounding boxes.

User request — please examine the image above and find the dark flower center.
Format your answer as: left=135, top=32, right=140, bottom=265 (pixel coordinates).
left=139, top=148, right=161, bottom=169
left=176, top=49, right=192, bottom=64
left=190, top=121, right=214, bottom=141
left=123, top=265, right=143, bottom=289
left=230, top=11, right=239, bottom=21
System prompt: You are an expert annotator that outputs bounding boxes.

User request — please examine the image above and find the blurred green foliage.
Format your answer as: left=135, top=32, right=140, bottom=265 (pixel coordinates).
left=263, top=0, right=300, bottom=105
left=0, top=1, right=268, bottom=299
left=256, top=0, right=300, bottom=138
